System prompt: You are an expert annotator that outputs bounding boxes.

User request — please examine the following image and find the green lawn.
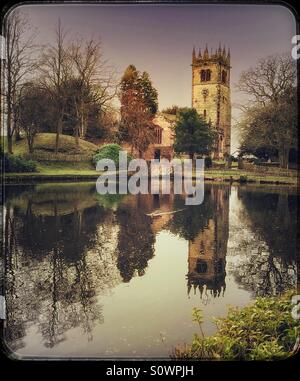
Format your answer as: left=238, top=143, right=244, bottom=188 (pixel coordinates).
left=204, top=169, right=297, bottom=185
left=5, top=161, right=99, bottom=180
left=5, top=165, right=297, bottom=185
left=2, top=134, right=298, bottom=185
left=3, top=133, right=100, bottom=179
left=36, top=161, right=96, bottom=175
left=9, top=133, right=98, bottom=157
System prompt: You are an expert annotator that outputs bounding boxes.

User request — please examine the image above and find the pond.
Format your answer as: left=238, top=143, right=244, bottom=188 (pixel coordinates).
left=2, top=182, right=298, bottom=358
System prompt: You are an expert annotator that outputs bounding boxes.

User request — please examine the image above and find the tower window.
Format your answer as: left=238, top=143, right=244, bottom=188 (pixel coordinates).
left=203, top=109, right=207, bottom=118
left=221, top=70, right=227, bottom=83
left=200, top=69, right=211, bottom=82
left=155, top=126, right=162, bottom=144
left=196, top=260, right=208, bottom=274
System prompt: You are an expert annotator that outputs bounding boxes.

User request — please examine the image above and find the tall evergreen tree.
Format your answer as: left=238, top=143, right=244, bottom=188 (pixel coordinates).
left=173, top=108, right=215, bottom=159
left=120, top=65, right=158, bottom=115
left=119, top=65, right=158, bottom=156
left=140, top=71, right=158, bottom=115
left=120, top=65, right=140, bottom=93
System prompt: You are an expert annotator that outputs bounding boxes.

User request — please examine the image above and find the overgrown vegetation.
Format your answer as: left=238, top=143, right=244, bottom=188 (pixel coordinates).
left=3, top=151, right=37, bottom=173
left=238, top=54, right=297, bottom=168
left=204, top=157, right=212, bottom=169
left=173, top=108, right=215, bottom=160
left=172, top=291, right=299, bottom=360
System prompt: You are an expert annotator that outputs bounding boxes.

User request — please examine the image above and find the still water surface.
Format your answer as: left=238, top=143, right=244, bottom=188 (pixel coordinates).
left=2, top=182, right=297, bottom=358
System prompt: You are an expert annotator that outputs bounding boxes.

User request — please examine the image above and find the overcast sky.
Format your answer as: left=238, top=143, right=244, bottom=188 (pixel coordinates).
left=12, top=3, right=297, bottom=152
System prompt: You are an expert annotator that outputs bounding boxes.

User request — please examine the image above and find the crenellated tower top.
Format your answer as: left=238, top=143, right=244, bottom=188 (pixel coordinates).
left=192, top=44, right=231, bottom=67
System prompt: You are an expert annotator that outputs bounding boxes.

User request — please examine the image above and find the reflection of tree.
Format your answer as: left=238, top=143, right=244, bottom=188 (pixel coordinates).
left=4, top=184, right=120, bottom=352
left=116, top=198, right=155, bottom=282
left=4, top=204, right=27, bottom=352
left=230, top=188, right=297, bottom=296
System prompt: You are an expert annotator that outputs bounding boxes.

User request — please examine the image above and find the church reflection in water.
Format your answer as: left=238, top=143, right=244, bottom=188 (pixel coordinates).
left=137, top=185, right=230, bottom=299
left=187, top=186, right=229, bottom=298
left=3, top=182, right=296, bottom=353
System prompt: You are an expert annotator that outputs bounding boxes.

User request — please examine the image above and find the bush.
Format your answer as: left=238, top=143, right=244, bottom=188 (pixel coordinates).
left=172, top=291, right=299, bottom=360
left=239, top=175, right=248, bottom=183
left=92, top=144, right=133, bottom=168
left=253, top=158, right=264, bottom=165
left=3, top=152, right=37, bottom=173
left=204, top=157, right=212, bottom=169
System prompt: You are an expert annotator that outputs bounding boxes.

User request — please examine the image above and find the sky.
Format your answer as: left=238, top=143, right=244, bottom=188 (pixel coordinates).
left=11, top=3, right=297, bottom=153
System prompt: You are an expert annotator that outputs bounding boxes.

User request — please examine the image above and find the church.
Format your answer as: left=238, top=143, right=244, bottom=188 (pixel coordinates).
left=144, top=44, right=231, bottom=160
left=192, top=44, right=231, bottom=159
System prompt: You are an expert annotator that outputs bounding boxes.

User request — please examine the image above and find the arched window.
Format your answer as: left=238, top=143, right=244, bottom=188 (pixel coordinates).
left=200, top=69, right=211, bottom=82
left=221, top=70, right=227, bottom=83
left=155, top=126, right=162, bottom=144
left=196, top=260, right=208, bottom=274
left=206, top=69, right=211, bottom=81
left=203, top=109, right=207, bottom=118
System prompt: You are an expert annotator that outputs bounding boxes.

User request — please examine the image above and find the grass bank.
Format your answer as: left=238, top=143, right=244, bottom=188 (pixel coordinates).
left=4, top=166, right=298, bottom=185
left=3, top=134, right=298, bottom=185
left=204, top=169, right=297, bottom=185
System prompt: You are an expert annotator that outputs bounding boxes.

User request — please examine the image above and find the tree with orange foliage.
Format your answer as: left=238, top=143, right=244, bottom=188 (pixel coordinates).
left=119, top=65, right=158, bottom=158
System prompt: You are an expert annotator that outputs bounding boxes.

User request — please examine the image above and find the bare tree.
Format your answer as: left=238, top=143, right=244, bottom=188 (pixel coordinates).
left=237, top=54, right=296, bottom=107
left=71, top=38, right=117, bottom=143
left=237, top=53, right=297, bottom=168
left=39, top=19, right=70, bottom=153
left=3, top=10, right=36, bottom=153
left=238, top=84, right=297, bottom=168
left=19, top=83, right=49, bottom=153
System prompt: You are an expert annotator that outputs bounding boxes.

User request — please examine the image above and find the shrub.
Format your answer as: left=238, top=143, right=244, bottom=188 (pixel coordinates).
left=253, top=158, right=264, bottom=165
left=229, top=155, right=238, bottom=162
left=172, top=291, right=299, bottom=360
left=239, top=175, right=248, bottom=183
left=92, top=144, right=133, bottom=168
left=204, top=157, right=212, bottom=169
left=3, top=152, right=37, bottom=173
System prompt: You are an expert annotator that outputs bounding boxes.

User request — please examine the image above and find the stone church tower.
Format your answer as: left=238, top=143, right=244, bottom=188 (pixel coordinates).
left=192, top=44, right=231, bottom=158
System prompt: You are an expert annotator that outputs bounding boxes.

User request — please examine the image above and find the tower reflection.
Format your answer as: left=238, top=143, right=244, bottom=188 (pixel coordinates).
left=186, top=186, right=229, bottom=299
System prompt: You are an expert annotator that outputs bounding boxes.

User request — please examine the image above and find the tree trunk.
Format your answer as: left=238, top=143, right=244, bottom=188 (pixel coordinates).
left=7, top=99, right=13, bottom=154
left=189, top=152, right=195, bottom=173
left=225, top=155, right=232, bottom=169
left=28, top=136, right=34, bottom=154
left=55, top=115, right=63, bottom=154
left=279, top=145, right=289, bottom=169
left=75, top=121, right=80, bottom=147
left=238, top=157, right=244, bottom=169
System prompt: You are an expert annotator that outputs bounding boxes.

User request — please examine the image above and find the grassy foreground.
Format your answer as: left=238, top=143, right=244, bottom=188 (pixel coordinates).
left=172, top=291, right=299, bottom=360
